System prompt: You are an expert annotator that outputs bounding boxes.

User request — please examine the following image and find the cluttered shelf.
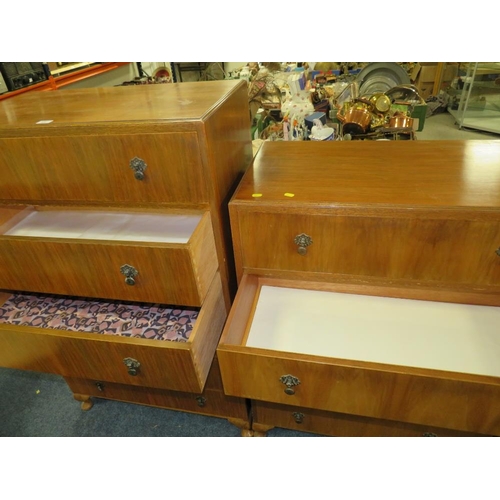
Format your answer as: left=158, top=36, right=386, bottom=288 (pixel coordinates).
left=0, top=63, right=131, bottom=100
left=247, top=62, right=434, bottom=143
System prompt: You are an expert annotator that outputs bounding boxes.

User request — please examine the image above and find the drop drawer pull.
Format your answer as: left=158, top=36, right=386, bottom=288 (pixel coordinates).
left=280, top=374, right=301, bottom=395
left=294, top=233, right=313, bottom=256
left=123, top=357, right=141, bottom=376
left=120, top=264, right=138, bottom=286
left=196, top=396, right=207, bottom=407
left=129, top=156, right=147, bottom=180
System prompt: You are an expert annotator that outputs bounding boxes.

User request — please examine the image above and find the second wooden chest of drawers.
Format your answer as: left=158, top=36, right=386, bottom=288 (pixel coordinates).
left=218, top=140, right=500, bottom=437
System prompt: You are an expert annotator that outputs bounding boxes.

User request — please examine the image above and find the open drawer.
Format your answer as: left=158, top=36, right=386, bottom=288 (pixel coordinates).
left=0, top=272, right=226, bottom=393
left=217, top=274, right=500, bottom=435
left=0, top=206, right=217, bottom=307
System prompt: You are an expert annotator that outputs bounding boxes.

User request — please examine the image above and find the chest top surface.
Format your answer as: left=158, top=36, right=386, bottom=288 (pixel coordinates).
left=231, top=140, right=500, bottom=210
left=0, top=80, right=245, bottom=133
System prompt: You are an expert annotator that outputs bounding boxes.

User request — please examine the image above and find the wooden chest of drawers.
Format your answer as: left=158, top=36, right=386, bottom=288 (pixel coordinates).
left=0, top=80, right=253, bottom=433
left=218, top=140, right=500, bottom=437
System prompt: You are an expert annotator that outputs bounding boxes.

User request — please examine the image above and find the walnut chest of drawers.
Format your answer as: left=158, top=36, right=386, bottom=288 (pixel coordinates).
left=217, top=140, right=500, bottom=437
left=0, top=80, right=253, bottom=433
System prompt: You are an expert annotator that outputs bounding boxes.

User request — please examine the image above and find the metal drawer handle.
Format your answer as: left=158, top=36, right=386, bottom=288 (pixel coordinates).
left=123, top=357, right=141, bottom=376
left=196, top=396, right=207, bottom=407
left=293, top=412, right=304, bottom=424
left=120, top=264, right=138, bottom=286
left=496, top=247, right=500, bottom=257
left=129, top=156, right=147, bottom=180
left=294, top=233, right=313, bottom=256
left=280, top=374, right=301, bottom=395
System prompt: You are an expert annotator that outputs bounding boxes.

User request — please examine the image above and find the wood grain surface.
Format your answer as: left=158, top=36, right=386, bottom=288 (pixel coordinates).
left=0, top=80, right=247, bottom=131
left=220, top=347, right=500, bottom=435
left=0, top=273, right=225, bottom=393
left=220, top=140, right=500, bottom=436
left=64, top=355, right=249, bottom=423
left=231, top=140, right=500, bottom=208
left=0, top=79, right=252, bottom=311
left=251, top=400, right=490, bottom=437
left=199, top=82, right=254, bottom=305
left=217, top=275, right=500, bottom=435
left=0, top=210, right=217, bottom=307
left=229, top=140, right=500, bottom=290
left=234, top=210, right=500, bottom=287
left=0, top=132, right=207, bottom=204
left=0, top=80, right=253, bottom=421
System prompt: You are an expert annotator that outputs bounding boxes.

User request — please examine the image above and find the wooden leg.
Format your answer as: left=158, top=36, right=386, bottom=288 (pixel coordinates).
left=73, top=393, right=94, bottom=411
left=251, top=422, right=274, bottom=437
left=251, top=430, right=268, bottom=437
left=227, top=417, right=253, bottom=437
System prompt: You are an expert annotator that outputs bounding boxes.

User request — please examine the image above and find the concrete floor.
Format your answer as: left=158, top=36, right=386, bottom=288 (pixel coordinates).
left=416, top=111, right=500, bottom=140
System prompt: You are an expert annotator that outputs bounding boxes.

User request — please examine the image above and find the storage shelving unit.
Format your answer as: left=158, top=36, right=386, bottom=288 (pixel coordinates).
left=452, top=62, right=500, bottom=134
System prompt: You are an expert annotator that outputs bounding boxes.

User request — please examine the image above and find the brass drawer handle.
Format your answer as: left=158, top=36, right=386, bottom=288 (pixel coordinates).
left=130, top=156, right=147, bottom=180
left=123, top=357, right=141, bottom=376
left=120, top=264, right=138, bottom=286
left=294, top=233, right=312, bottom=256
left=280, top=374, right=301, bottom=395
left=293, top=412, right=304, bottom=424
left=496, top=247, right=500, bottom=257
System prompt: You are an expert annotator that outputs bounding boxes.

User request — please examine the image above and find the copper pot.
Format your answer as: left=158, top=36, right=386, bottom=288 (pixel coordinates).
left=389, top=112, right=414, bottom=129
left=337, top=102, right=372, bottom=135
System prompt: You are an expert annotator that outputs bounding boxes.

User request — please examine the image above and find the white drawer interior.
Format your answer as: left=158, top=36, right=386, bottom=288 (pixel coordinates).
left=4, top=209, right=202, bottom=243
left=245, top=285, right=500, bottom=377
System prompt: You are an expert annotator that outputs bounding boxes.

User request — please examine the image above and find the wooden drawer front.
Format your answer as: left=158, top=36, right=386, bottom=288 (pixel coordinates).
left=222, top=350, right=500, bottom=435
left=0, top=209, right=217, bottom=307
left=0, top=273, right=226, bottom=393
left=251, top=400, right=489, bottom=437
left=235, top=211, right=500, bottom=287
left=0, top=133, right=207, bottom=204
left=64, top=377, right=250, bottom=423
left=217, top=275, right=500, bottom=435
